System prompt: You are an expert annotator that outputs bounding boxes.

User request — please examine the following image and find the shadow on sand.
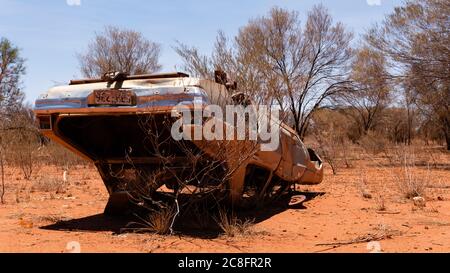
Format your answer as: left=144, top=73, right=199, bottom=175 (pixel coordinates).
left=41, top=190, right=325, bottom=239
left=41, top=214, right=130, bottom=234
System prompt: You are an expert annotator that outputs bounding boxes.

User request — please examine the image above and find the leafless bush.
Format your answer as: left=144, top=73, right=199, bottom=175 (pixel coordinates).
left=133, top=113, right=256, bottom=198
left=358, top=131, right=391, bottom=155
left=357, top=171, right=372, bottom=199
left=100, top=108, right=262, bottom=234
left=15, top=182, right=31, bottom=203
left=1, top=130, right=40, bottom=181
left=357, top=166, right=391, bottom=211
left=77, top=26, right=161, bottom=78
left=308, top=108, right=357, bottom=174
left=374, top=194, right=387, bottom=211
left=310, top=134, right=339, bottom=175
left=0, top=104, right=43, bottom=180
left=392, top=151, right=430, bottom=199
left=42, top=141, right=88, bottom=170
left=11, top=144, right=39, bottom=180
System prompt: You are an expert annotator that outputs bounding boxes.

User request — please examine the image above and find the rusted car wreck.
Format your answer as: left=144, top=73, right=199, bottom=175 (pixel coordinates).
left=34, top=72, right=323, bottom=214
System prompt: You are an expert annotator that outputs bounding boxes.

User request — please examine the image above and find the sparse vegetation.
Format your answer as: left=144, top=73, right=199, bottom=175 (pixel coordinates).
left=146, top=207, right=176, bottom=235
left=77, top=26, right=162, bottom=78
left=31, top=176, right=66, bottom=193
left=216, top=208, right=254, bottom=237
left=317, top=224, right=402, bottom=250
left=123, top=207, right=176, bottom=235
left=393, top=152, right=430, bottom=200
left=0, top=0, right=448, bottom=254
left=375, top=194, right=387, bottom=212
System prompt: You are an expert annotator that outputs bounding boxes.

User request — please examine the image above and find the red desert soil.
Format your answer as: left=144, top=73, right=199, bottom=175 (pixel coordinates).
left=0, top=151, right=449, bottom=253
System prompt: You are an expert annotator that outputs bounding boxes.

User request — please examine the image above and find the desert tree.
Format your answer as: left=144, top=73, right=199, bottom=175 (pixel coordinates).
left=175, top=6, right=353, bottom=139
left=173, top=42, right=212, bottom=79
left=9, top=105, right=41, bottom=180
left=337, top=46, right=391, bottom=139
left=400, top=71, right=419, bottom=145
left=78, top=26, right=162, bottom=78
left=308, top=108, right=354, bottom=174
left=366, top=0, right=450, bottom=149
left=237, top=5, right=353, bottom=138
left=174, top=30, right=266, bottom=102
left=0, top=37, right=26, bottom=202
left=0, top=37, right=25, bottom=120
left=0, top=40, right=40, bottom=180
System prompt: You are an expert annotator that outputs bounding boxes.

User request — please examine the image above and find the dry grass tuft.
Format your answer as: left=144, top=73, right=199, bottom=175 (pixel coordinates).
left=374, top=194, right=387, bottom=211
left=357, top=171, right=372, bottom=199
left=146, top=207, right=176, bottom=235
left=394, top=154, right=430, bottom=199
left=123, top=207, right=176, bottom=235
left=216, top=208, right=254, bottom=237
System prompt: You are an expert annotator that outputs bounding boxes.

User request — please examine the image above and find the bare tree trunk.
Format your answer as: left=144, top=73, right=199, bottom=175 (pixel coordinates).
left=406, top=107, right=412, bottom=146
left=441, top=115, right=450, bottom=151
left=0, top=151, right=5, bottom=204
left=445, top=128, right=450, bottom=151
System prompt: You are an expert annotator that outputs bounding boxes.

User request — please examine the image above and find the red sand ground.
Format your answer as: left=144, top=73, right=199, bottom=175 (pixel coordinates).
left=0, top=151, right=449, bottom=253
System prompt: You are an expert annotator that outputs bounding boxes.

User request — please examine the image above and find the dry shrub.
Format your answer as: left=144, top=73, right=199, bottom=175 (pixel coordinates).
left=392, top=152, right=430, bottom=199
left=216, top=208, right=254, bottom=237
left=4, top=136, right=87, bottom=174
left=8, top=143, right=41, bottom=180
left=397, top=167, right=429, bottom=199
left=307, top=131, right=341, bottom=175
left=1, top=124, right=42, bottom=180
left=32, top=176, right=66, bottom=193
left=123, top=207, right=176, bottom=235
left=358, top=131, right=390, bottom=155
left=308, top=109, right=355, bottom=174
left=375, top=194, right=387, bottom=211
left=313, top=138, right=339, bottom=174
left=146, top=207, right=176, bottom=235
left=357, top=170, right=372, bottom=199
left=358, top=168, right=389, bottom=211
left=15, top=183, right=31, bottom=203
left=42, top=142, right=88, bottom=170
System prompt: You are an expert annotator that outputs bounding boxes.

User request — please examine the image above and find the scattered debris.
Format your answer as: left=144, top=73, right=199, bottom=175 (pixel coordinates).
left=63, top=170, right=68, bottom=183
left=376, top=211, right=400, bottom=215
left=64, top=241, right=81, bottom=253
left=413, top=196, right=426, bottom=208
left=316, top=226, right=403, bottom=249
left=361, top=189, right=372, bottom=199
left=289, top=195, right=307, bottom=206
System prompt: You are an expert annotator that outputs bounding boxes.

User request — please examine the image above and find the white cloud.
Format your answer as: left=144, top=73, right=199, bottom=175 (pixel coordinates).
left=366, top=0, right=381, bottom=6
left=66, top=0, right=81, bottom=6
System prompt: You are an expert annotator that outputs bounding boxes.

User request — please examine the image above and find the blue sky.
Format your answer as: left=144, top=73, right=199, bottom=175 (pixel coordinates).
left=0, top=0, right=403, bottom=102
